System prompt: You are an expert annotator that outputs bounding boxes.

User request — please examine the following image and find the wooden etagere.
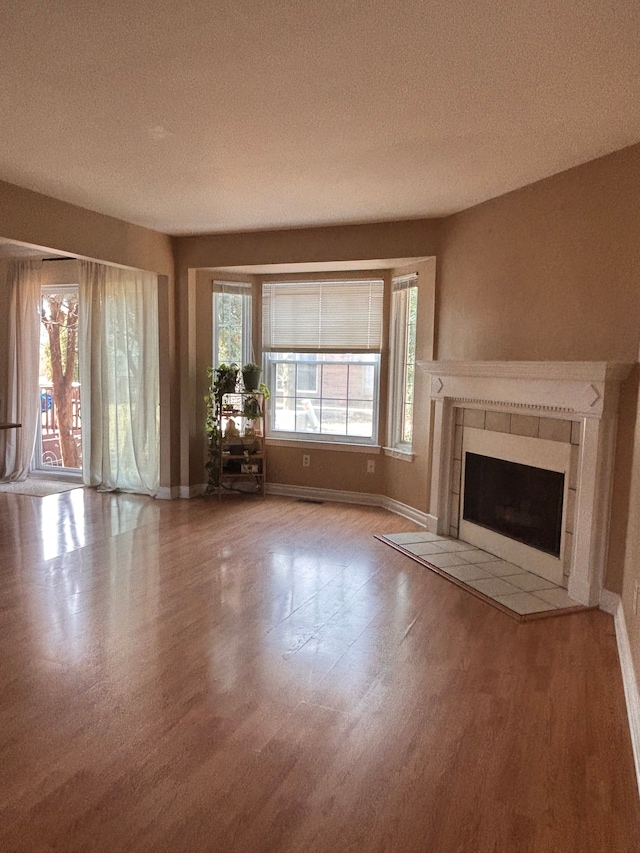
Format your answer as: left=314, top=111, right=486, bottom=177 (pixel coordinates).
left=217, top=391, right=266, bottom=497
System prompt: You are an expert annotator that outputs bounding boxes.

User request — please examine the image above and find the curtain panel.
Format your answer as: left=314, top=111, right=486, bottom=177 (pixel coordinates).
left=79, top=261, right=159, bottom=495
left=0, top=259, right=42, bottom=481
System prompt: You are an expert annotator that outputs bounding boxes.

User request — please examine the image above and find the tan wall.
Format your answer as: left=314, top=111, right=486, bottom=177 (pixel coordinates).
left=437, top=144, right=640, bottom=363
left=437, top=143, right=640, bottom=681
left=268, top=445, right=383, bottom=495
left=0, top=264, right=8, bottom=422
left=0, top=180, right=174, bottom=276
left=622, top=389, right=640, bottom=688
left=0, top=183, right=179, bottom=489
left=383, top=259, right=436, bottom=514
left=174, top=218, right=441, bottom=270
left=607, top=371, right=639, bottom=595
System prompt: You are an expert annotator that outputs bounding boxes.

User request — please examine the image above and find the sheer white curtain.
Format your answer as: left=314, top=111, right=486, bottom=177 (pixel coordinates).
left=0, top=259, right=42, bottom=481
left=79, top=261, right=159, bottom=495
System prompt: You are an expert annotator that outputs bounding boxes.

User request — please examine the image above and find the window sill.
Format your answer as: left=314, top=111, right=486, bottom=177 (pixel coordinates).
left=266, top=438, right=382, bottom=455
left=383, top=446, right=415, bottom=462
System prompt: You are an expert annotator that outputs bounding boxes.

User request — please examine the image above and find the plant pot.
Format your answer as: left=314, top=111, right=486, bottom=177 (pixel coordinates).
left=219, top=381, right=236, bottom=395
left=242, top=368, right=262, bottom=391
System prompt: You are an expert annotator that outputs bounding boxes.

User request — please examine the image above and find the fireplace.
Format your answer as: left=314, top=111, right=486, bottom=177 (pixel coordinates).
left=463, top=452, right=564, bottom=557
left=453, top=420, right=573, bottom=585
left=425, top=361, right=631, bottom=606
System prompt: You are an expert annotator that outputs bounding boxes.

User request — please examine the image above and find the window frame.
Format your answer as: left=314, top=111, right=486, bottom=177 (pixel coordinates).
left=264, top=351, right=381, bottom=446
left=295, top=361, right=319, bottom=394
left=262, top=277, right=384, bottom=447
left=388, top=275, right=418, bottom=453
left=212, top=280, right=253, bottom=370
left=35, top=283, right=82, bottom=474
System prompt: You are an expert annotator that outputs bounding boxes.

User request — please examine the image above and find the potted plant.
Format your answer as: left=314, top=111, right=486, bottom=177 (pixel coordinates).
left=242, top=395, right=262, bottom=421
left=240, top=394, right=261, bottom=447
left=242, top=362, right=262, bottom=391
left=215, top=363, right=239, bottom=395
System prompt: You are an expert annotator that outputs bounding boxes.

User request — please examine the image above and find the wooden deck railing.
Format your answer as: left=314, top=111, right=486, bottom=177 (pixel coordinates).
left=40, top=384, right=82, bottom=435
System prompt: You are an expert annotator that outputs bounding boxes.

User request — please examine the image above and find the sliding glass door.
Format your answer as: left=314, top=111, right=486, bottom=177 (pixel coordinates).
left=35, top=285, right=82, bottom=473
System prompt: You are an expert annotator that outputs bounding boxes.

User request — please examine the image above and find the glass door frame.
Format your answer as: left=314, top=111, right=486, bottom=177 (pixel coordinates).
left=33, top=283, right=83, bottom=478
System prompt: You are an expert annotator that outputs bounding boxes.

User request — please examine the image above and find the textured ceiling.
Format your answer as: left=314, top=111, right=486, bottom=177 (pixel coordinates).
left=1, top=0, right=639, bottom=236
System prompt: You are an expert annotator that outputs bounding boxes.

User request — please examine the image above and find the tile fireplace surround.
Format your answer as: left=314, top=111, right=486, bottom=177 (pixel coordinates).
left=424, top=361, right=632, bottom=607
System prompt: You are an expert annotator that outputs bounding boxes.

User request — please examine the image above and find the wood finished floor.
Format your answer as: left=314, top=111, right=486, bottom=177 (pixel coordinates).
left=0, top=489, right=638, bottom=853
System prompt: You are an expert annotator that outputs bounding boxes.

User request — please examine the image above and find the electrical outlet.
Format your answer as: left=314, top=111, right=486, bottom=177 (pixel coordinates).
left=366, top=458, right=375, bottom=474
left=302, top=454, right=310, bottom=468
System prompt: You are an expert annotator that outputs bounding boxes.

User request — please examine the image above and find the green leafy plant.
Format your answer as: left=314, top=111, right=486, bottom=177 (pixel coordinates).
left=204, top=367, right=224, bottom=493
left=214, top=363, right=239, bottom=395
left=204, top=364, right=239, bottom=494
left=242, top=395, right=262, bottom=420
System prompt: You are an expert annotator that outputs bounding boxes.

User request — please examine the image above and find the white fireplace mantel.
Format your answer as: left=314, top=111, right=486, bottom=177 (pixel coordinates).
left=420, top=361, right=633, bottom=607
left=424, top=360, right=631, bottom=418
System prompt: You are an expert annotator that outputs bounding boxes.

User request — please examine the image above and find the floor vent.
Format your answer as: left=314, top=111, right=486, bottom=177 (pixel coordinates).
left=296, top=498, right=325, bottom=505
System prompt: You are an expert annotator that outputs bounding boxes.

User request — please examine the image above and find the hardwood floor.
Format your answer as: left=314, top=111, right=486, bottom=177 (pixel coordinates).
left=0, top=488, right=638, bottom=852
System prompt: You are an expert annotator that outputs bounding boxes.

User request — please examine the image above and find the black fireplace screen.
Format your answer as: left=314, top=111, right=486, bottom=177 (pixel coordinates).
left=462, top=452, right=564, bottom=557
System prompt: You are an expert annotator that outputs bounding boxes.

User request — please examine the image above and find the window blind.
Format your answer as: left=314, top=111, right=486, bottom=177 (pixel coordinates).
left=392, top=273, right=418, bottom=292
left=213, top=279, right=252, bottom=295
left=262, top=279, right=384, bottom=352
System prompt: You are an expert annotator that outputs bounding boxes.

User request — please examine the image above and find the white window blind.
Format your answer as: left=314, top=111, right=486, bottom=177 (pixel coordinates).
left=262, top=279, right=384, bottom=352
left=213, top=280, right=252, bottom=296
left=392, top=273, right=418, bottom=292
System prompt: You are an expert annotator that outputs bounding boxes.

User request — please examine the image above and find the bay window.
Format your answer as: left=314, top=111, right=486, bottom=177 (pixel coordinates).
left=262, top=279, right=383, bottom=445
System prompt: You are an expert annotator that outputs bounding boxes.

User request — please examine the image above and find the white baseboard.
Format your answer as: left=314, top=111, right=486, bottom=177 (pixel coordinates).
left=265, top=483, right=430, bottom=528
left=606, top=592, right=640, bottom=798
left=567, top=575, right=594, bottom=607
left=179, top=483, right=206, bottom=499
left=379, top=496, right=432, bottom=529
left=425, top=513, right=438, bottom=533
left=265, top=482, right=380, bottom=507
left=156, top=485, right=181, bottom=500
left=177, top=480, right=432, bottom=528
left=599, top=588, right=619, bottom=615
left=177, top=477, right=433, bottom=528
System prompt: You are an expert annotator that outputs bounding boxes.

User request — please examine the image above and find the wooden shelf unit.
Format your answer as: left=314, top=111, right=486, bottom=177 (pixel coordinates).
left=218, top=391, right=266, bottom=497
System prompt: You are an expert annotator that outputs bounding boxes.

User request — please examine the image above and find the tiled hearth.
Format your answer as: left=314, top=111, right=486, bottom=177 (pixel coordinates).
left=379, top=531, right=585, bottom=619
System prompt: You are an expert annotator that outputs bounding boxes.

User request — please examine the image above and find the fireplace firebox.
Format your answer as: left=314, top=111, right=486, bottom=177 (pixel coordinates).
left=463, top=452, right=564, bottom=557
